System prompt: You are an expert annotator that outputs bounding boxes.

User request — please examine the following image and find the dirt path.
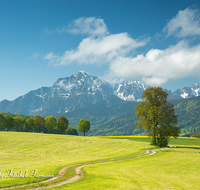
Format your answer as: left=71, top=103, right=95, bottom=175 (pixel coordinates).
left=2, top=146, right=176, bottom=190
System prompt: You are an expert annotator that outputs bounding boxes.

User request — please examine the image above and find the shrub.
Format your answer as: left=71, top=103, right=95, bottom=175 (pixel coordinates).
left=65, top=126, right=78, bottom=135
left=156, top=137, right=168, bottom=147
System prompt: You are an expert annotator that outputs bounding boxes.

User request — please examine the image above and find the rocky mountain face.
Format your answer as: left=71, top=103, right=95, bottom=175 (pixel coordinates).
left=0, top=71, right=122, bottom=116
left=173, top=83, right=200, bottom=98
left=0, top=71, right=199, bottom=116
left=113, top=80, right=148, bottom=102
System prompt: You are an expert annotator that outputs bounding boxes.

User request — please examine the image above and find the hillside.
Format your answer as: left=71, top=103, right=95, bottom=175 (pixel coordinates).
left=58, top=101, right=138, bottom=136
left=174, top=96, right=200, bottom=134
left=59, top=96, right=200, bottom=136
left=1, top=95, right=200, bottom=136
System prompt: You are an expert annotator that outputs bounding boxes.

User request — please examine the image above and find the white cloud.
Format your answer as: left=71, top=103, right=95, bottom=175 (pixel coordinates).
left=45, top=14, right=200, bottom=87
left=108, top=40, right=200, bottom=86
left=44, top=17, right=148, bottom=66
left=45, top=32, right=147, bottom=65
left=163, top=8, right=200, bottom=37
left=66, top=17, right=109, bottom=36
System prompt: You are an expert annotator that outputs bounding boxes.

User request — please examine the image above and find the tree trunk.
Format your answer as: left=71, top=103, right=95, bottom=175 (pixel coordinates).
left=152, top=136, right=156, bottom=145
left=84, top=131, right=85, bottom=136
left=152, top=122, right=157, bottom=145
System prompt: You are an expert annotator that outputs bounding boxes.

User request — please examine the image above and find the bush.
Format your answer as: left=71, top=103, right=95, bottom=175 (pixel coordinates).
left=65, top=126, right=78, bottom=135
left=156, top=137, right=168, bottom=147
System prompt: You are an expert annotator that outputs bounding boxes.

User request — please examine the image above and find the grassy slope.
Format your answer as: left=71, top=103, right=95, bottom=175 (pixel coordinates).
left=1, top=132, right=200, bottom=189
left=51, top=137, right=200, bottom=190
left=0, top=132, right=149, bottom=188
left=57, top=147, right=200, bottom=190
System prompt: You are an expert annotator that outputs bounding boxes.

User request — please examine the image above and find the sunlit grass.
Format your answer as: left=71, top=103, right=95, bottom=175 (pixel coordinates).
left=53, top=147, right=200, bottom=190
left=0, top=132, right=150, bottom=188
left=50, top=137, right=200, bottom=190
left=1, top=132, right=200, bottom=189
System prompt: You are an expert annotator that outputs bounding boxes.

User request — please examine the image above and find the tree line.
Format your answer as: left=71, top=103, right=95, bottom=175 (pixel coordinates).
left=0, top=113, right=90, bottom=136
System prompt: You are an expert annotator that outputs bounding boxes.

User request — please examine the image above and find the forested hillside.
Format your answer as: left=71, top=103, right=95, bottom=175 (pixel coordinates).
left=60, top=96, right=200, bottom=136
left=174, top=96, right=200, bottom=135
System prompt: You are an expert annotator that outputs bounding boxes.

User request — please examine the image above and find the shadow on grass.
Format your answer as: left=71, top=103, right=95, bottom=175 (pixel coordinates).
left=176, top=146, right=200, bottom=149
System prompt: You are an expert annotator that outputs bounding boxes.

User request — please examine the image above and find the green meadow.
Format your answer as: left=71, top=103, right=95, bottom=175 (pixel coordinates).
left=0, top=132, right=200, bottom=189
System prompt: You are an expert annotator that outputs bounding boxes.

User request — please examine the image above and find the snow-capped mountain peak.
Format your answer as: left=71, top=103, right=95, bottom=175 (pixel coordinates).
left=0, top=71, right=200, bottom=116
left=173, top=83, right=200, bottom=98
left=52, top=71, right=113, bottom=97
left=113, top=80, right=148, bottom=101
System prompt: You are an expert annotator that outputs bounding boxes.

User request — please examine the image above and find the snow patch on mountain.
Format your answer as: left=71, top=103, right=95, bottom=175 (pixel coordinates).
left=113, top=80, right=148, bottom=101
left=173, top=83, right=200, bottom=99
left=1, top=70, right=200, bottom=116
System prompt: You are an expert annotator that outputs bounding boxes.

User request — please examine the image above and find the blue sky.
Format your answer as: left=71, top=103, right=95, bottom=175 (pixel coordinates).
left=1, top=0, right=200, bottom=101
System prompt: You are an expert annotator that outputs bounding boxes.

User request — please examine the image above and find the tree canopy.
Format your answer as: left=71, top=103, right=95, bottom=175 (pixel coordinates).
left=25, top=118, right=35, bottom=132
left=34, top=115, right=45, bottom=132
left=45, top=116, right=57, bottom=133
left=78, top=119, right=90, bottom=136
left=57, top=116, right=68, bottom=134
left=4, top=115, right=14, bottom=130
left=14, top=117, right=24, bottom=131
left=135, top=87, right=180, bottom=146
left=0, top=114, right=5, bottom=128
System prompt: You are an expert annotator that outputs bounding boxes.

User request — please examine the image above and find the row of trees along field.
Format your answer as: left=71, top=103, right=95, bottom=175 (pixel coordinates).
left=0, top=113, right=90, bottom=136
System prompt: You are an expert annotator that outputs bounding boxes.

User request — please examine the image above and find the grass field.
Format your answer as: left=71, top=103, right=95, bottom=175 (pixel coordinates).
left=0, top=132, right=200, bottom=189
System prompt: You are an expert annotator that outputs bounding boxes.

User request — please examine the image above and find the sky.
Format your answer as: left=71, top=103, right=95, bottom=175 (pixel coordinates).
left=1, top=0, right=200, bottom=101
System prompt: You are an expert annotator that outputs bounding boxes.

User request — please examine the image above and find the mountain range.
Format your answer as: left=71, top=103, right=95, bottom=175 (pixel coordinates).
left=0, top=71, right=200, bottom=117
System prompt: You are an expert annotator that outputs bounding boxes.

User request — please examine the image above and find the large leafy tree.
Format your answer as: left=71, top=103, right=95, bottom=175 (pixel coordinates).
left=25, top=118, right=35, bottom=132
left=135, top=87, right=179, bottom=146
left=78, top=119, right=90, bottom=136
left=14, top=117, right=24, bottom=131
left=34, top=115, right=45, bottom=132
left=57, top=116, right=68, bottom=134
left=45, top=116, right=57, bottom=133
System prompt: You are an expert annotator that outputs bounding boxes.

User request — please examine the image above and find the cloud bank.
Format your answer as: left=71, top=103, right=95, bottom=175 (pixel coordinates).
left=110, top=40, right=200, bottom=86
left=45, top=17, right=147, bottom=65
left=45, top=9, right=200, bottom=86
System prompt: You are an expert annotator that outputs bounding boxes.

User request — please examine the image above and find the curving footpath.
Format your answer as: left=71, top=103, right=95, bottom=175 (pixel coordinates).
left=2, top=146, right=176, bottom=190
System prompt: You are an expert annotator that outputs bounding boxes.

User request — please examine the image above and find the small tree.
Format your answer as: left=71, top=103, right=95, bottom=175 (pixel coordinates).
left=78, top=119, right=90, bottom=136
left=135, top=87, right=180, bottom=147
left=14, top=117, right=24, bottom=131
left=34, top=115, right=45, bottom=132
left=45, top=116, right=57, bottom=133
left=25, top=118, right=35, bottom=132
left=57, top=116, right=68, bottom=134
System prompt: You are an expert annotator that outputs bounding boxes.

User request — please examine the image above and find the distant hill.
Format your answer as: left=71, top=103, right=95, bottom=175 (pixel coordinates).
left=1, top=95, right=200, bottom=136
left=60, top=96, right=200, bottom=136
left=57, top=101, right=138, bottom=136
left=174, top=96, right=200, bottom=135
